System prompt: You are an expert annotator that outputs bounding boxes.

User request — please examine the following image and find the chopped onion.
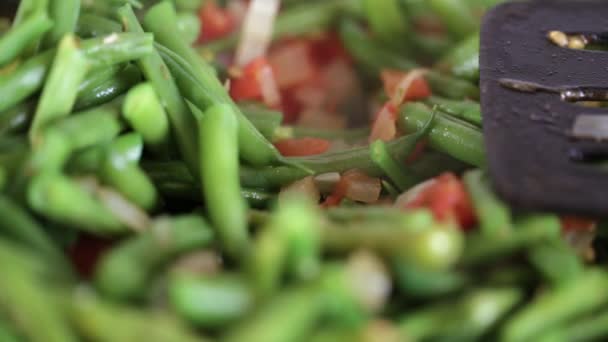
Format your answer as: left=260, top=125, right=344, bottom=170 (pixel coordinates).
left=171, top=250, right=223, bottom=276
left=256, top=62, right=282, bottom=108
left=234, top=0, right=280, bottom=67
left=297, top=108, right=346, bottom=130
left=572, top=114, right=608, bottom=140
left=280, top=176, right=321, bottom=203
left=347, top=250, right=391, bottom=313
left=394, top=179, right=437, bottom=209
left=97, top=187, right=150, bottom=233
left=369, top=104, right=397, bottom=142
left=314, top=172, right=341, bottom=194
left=390, top=68, right=428, bottom=107
left=343, top=170, right=382, bottom=204
left=361, top=320, right=401, bottom=342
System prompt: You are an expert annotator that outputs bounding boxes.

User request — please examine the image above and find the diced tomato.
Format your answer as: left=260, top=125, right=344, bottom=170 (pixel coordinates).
left=274, top=137, right=331, bottom=157
left=404, top=173, right=476, bottom=229
left=381, top=70, right=432, bottom=104
left=67, top=235, right=116, bottom=278
left=269, top=40, right=319, bottom=90
left=230, top=57, right=281, bottom=107
left=198, top=0, right=236, bottom=43
left=561, top=216, right=596, bottom=232
left=369, top=102, right=398, bottom=142
left=309, top=32, right=352, bottom=66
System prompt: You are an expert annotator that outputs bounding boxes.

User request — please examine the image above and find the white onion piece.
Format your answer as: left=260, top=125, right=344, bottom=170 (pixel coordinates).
left=572, top=114, right=608, bottom=140
left=394, top=178, right=437, bottom=209
left=98, top=188, right=150, bottom=233
left=390, top=68, right=428, bottom=107
left=314, top=172, right=341, bottom=194
left=279, top=176, right=321, bottom=203
left=347, top=250, right=391, bottom=313
left=344, top=171, right=382, bottom=204
left=171, top=250, right=223, bottom=275
left=234, top=0, right=280, bottom=67
left=257, top=63, right=282, bottom=107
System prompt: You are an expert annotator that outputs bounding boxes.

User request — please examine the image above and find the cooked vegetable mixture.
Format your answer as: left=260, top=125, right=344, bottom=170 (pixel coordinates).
left=0, top=0, right=606, bottom=341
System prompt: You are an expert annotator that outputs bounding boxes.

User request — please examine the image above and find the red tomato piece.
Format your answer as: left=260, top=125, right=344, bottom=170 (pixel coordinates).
left=198, top=0, right=236, bottom=42
left=230, top=57, right=280, bottom=108
left=381, top=70, right=432, bottom=103
left=274, top=137, right=331, bottom=157
left=67, top=235, right=116, bottom=278
left=406, top=173, right=476, bottom=229
left=561, top=216, right=596, bottom=232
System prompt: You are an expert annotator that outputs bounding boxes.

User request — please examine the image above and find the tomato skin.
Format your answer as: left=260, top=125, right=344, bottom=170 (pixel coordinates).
left=274, top=137, right=331, bottom=157
left=405, top=173, right=476, bottom=229
left=561, top=216, right=596, bottom=232
left=381, top=70, right=432, bottom=102
left=67, top=235, right=116, bottom=278
left=198, top=0, right=235, bottom=42
left=229, top=57, right=276, bottom=102
left=369, top=103, right=398, bottom=143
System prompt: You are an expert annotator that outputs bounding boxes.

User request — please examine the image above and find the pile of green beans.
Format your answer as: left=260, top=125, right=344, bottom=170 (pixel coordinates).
left=1, top=0, right=607, bottom=341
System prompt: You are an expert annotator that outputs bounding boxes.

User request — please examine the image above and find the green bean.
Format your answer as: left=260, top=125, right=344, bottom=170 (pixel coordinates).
left=562, top=311, right=608, bottom=342
left=362, top=0, right=410, bottom=48
left=118, top=4, right=199, bottom=173
left=0, top=101, right=34, bottom=135
left=425, top=96, right=482, bottom=126
left=176, top=12, right=201, bottom=46
left=196, top=103, right=249, bottom=259
left=43, top=0, right=80, bottom=48
left=289, top=114, right=432, bottom=175
left=95, top=215, right=214, bottom=300
left=0, top=14, right=53, bottom=68
left=0, top=259, right=76, bottom=342
left=292, top=126, right=369, bottom=143
left=0, top=33, right=153, bottom=113
left=222, top=285, right=323, bottom=342
left=13, top=0, right=48, bottom=27
left=28, top=171, right=125, bottom=234
left=122, top=82, right=170, bottom=154
left=75, top=63, right=142, bottom=110
left=174, top=0, right=203, bottom=11
left=339, top=19, right=480, bottom=100
left=463, top=215, right=561, bottom=266
left=0, top=321, right=19, bottom=342
left=147, top=3, right=283, bottom=167
left=399, top=288, right=522, bottom=341
left=248, top=222, right=288, bottom=299
left=76, top=13, right=122, bottom=38
left=11, top=0, right=49, bottom=56
left=393, top=262, right=468, bottom=298
left=437, top=32, right=479, bottom=81
left=399, top=102, right=485, bottom=166
left=502, top=269, right=608, bottom=342
left=101, top=134, right=158, bottom=210
left=0, top=194, right=70, bottom=272
left=52, top=107, right=122, bottom=151
left=29, top=34, right=89, bottom=144
left=528, top=239, right=583, bottom=286
left=241, top=188, right=275, bottom=209
left=70, top=290, right=205, bottom=342
left=463, top=169, right=511, bottom=236
left=241, top=105, right=284, bottom=141
left=170, top=273, right=254, bottom=328
left=428, top=0, right=478, bottom=39
left=370, top=140, right=420, bottom=191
